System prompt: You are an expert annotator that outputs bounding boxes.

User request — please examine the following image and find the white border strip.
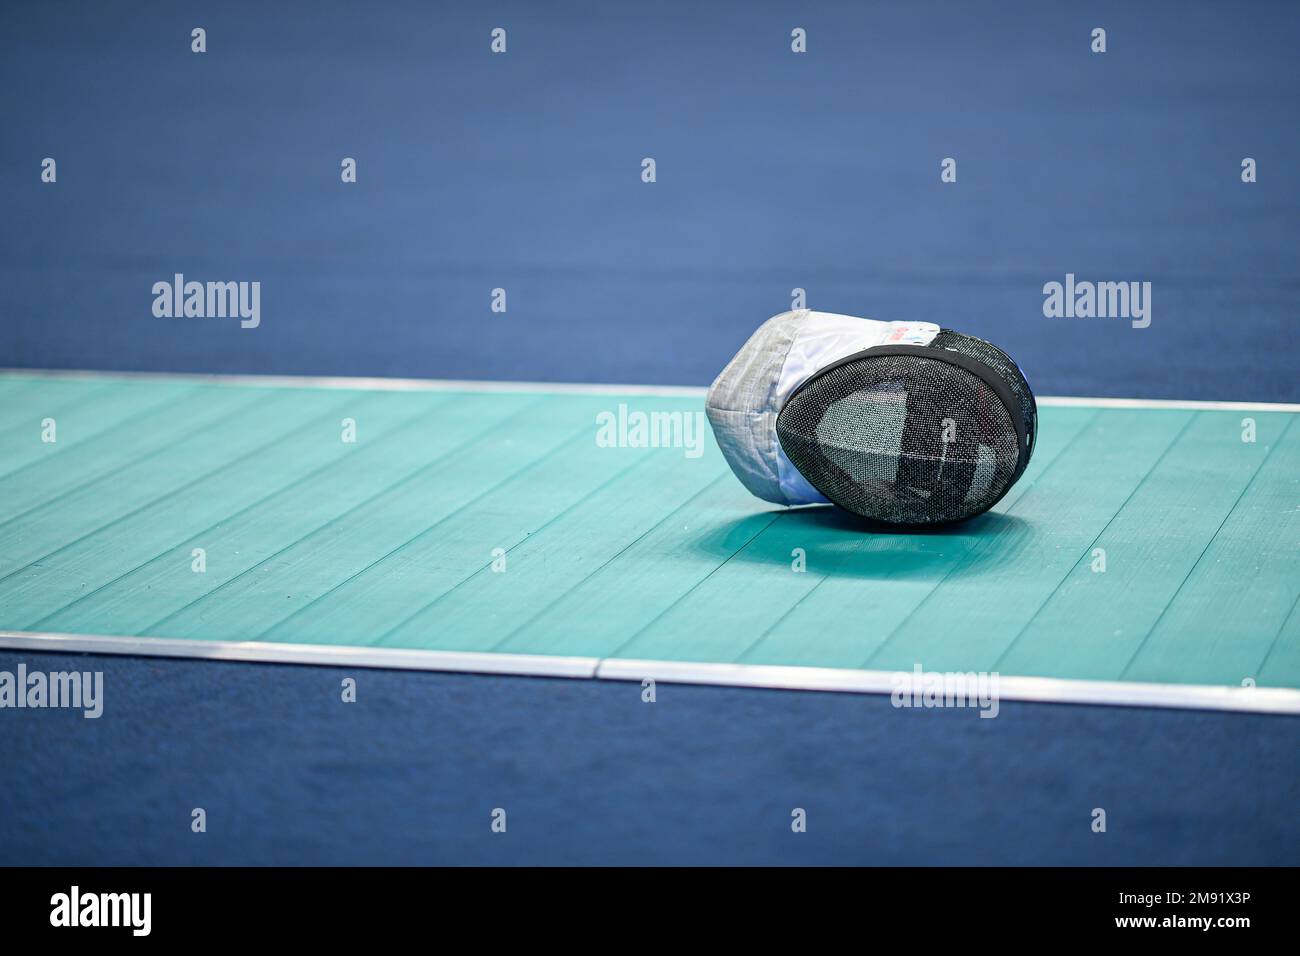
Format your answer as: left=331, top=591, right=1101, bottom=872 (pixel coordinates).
left=598, top=659, right=1300, bottom=714
left=1, top=631, right=1296, bottom=715
left=1035, top=395, right=1300, bottom=412
left=0, top=632, right=599, bottom=679
left=0, top=367, right=708, bottom=398
left=2, top=367, right=1297, bottom=410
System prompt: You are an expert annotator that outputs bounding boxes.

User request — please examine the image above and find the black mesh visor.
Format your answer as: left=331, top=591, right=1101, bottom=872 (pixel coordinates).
left=776, top=331, right=1036, bottom=525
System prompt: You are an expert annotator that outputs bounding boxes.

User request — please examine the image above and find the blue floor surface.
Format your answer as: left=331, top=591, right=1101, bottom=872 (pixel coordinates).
left=2, top=651, right=1296, bottom=866
left=1, top=1, right=1297, bottom=399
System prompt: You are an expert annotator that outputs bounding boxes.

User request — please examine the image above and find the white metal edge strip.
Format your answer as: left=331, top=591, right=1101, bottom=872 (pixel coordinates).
left=598, top=659, right=1300, bottom=714
left=2, top=368, right=1297, bottom=411
left=1034, top=396, right=1300, bottom=412
left=2, top=631, right=1297, bottom=714
left=0, top=368, right=707, bottom=398
left=0, top=632, right=599, bottom=679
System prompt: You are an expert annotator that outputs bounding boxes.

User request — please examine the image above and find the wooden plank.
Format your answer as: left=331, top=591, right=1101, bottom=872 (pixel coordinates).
left=3, top=376, right=1292, bottom=695
left=0, top=390, right=459, bottom=627
left=741, top=406, right=1100, bottom=667
left=608, top=507, right=867, bottom=663
left=1257, top=598, right=1300, bottom=688
left=0, top=385, right=275, bottom=540
left=36, top=392, right=545, bottom=637
left=387, top=442, right=728, bottom=652
left=614, top=408, right=1100, bottom=665
left=0, top=377, right=117, bottom=433
left=608, top=405, right=1097, bottom=665
left=498, top=477, right=781, bottom=657
left=1120, top=415, right=1299, bottom=685
left=0, top=388, right=351, bottom=583
left=863, top=409, right=1196, bottom=674
left=0, top=380, right=198, bottom=479
left=263, top=396, right=704, bottom=648
left=163, top=393, right=632, bottom=641
left=997, top=412, right=1292, bottom=681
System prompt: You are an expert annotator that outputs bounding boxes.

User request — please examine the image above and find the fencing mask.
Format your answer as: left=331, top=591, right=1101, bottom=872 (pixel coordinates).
left=705, top=311, right=1036, bottom=526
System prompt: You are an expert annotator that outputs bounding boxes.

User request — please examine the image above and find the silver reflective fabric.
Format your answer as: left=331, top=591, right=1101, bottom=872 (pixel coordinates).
left=704, top=311, right=802, bottom=504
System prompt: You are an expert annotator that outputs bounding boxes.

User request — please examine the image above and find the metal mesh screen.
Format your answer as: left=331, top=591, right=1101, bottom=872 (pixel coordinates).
left=929, top=330, right=1037, bottom=464
left=776, top=350, right=1025, bottom=525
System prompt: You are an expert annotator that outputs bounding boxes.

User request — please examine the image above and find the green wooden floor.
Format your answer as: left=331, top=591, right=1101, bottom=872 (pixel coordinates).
left=1, top=373, right=1297, bottom=707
